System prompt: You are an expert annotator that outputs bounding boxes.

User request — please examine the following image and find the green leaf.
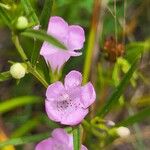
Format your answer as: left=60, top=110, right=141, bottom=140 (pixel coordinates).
left=0, top=71, right=11, bottom=82
left=0, top=7, right=11, bottom=28
left=21, top=0, right=39, bottom=25
left=0, top=96, right=41, bottom=114
left=97, top=59, right=138, bottom=117
left=117, top=107, right=150, bottom=126
left=21, top=29, right=67, bottom=50
left=73, top=126, right=81, bottom=150
left=40, top=0, right=53, bottom=30
left=11, top=118, right=39, bottom=138
left=0, top=132, right=49, bottom=148
left=125, top=40, right=150, bottom=63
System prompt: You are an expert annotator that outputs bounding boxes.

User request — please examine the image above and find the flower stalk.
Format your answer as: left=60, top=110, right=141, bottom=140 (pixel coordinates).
left=12, top=34, right=48, bottom=88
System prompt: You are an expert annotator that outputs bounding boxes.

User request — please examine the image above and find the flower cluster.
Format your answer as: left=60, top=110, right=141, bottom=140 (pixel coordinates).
left=36, top=16, right=96, bottom=150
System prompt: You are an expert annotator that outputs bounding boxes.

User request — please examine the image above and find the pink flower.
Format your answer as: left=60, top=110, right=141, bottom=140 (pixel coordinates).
left=35, top=128, right=87, bottom=150
left=40, top=16, right=85, bottom=72
left=45, top=70, right=96, bottom=125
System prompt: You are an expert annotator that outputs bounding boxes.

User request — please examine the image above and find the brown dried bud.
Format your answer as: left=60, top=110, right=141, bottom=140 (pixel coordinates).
left=103, top=36, right=125, bottom=62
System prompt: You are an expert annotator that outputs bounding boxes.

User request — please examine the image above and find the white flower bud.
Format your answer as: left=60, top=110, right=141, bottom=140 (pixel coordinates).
left=16, top=16, right=28, bottom=30
left=116, top=126, right=130, bottom=138
left=107, top=120, right=115, bottom=127
left=10, top=63, right=26, bottom=79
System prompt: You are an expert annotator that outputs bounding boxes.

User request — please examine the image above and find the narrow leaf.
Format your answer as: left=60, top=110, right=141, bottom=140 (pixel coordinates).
left=0, top=71, right=11, bottom=82
left=0, top=96, right=41, bottom=114
left=0, top=133, right=49, bottom=148
left=11, top=118, right=39, bottom=138
left=21, top=0, right=39, bottom=24
left=40, top=0, right=53, bottom=29
left=21, top=29, right=67, bottom=50
left=73, top=126, right=81, bottom=150
left=0, top=7, right=11, bottom=28
left=117, top=107, right=150, bottom=126
left=97, top=59, right=138, bottom=117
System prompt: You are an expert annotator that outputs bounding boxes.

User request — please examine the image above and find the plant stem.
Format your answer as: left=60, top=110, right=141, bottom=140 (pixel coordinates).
left=73, top=126, right=81, bottom=150
left=12, top=34, right=48, bottom=88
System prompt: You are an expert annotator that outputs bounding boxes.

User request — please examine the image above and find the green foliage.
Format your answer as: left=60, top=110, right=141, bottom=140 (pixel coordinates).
left=98, top=58, right=138, bottom=117
left=0, top=96, right=41, bottom=114
left=0, top=71, right=11, bottom=82
left=117, top=107, right=150, bottom=126
left=0, top=132, right=50, bottom=148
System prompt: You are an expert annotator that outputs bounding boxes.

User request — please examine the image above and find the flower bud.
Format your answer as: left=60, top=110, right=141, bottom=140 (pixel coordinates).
left=107, top=120, right=115, bottom=127
left=10, top=63, right=26, bottom=79
left=16, top=16, right=28, bottom=30
left=116, top=126, right=130, bottom=138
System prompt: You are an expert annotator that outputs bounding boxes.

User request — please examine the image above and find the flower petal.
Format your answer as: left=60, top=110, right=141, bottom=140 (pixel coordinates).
left=47, top=16, right=69, bottom=45
left=46, top=81, right=64, bottom=101
left=81, top=145, right=88, bottom=150
left=45, top=99, right=61, bottom=122
left=35, top=138, right=53, bottom=150
left=61, top=108, right=88, bottom=125
left=64, top=70, right=82, bottom=90
left=40, top=42, right=59, bottom=56
left=80, top=82, right=96, bottom=108
left=52, top=128, right=70, bottom=144
left=68, top=25, right=85, bottom=50
left=44, top=52, right=71, bottom=72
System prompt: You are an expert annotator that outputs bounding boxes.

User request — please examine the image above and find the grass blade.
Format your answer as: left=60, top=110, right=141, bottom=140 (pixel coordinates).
left=117, top=107, right=150, bottom=126
left=40, top=0, right=53, bottom=30
left=0, top=132, right=49, bottom=148
left=21, top=0, right=39, bottom=24
left=0, top=7, right=11, bottom=28
left=0, top=96, right=41, bottom=114
left=0, top=71, right=11, bottom=82
left=97, top=59, right=138, bottom=117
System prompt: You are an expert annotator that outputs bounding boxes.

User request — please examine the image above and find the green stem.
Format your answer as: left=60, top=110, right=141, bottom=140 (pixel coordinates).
left=12, top=34, right=48, bottom=88
left=73, top=126, right=81, bottom=150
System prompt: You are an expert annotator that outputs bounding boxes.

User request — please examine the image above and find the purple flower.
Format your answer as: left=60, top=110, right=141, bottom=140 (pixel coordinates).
left=45, top=70, right=96, bottom=125
left=40, top=16, right=85, bottom=72
left=35, top=128, right=87, bottom=150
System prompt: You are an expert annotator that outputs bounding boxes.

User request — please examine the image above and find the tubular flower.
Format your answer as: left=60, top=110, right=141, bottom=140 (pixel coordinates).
left=40, top=16, right=85, bottom=72
left=45, top=70, right=96, bottom=125
left=35, top=128, right=87, bottom=150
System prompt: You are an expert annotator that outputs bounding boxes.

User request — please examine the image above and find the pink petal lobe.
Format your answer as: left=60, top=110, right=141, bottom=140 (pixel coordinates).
left=46, top=81, right=64, bottom=101
left=47, top=16, right=69, bottom=44
left=61, top=108, right=88, bottom=125
left=40, top=42, right=59, bottom=56
left=52, top=128, right=70, bottom=144
left=35, top=138, right=53, bottom=150
left=81, top=145, right=88, bottom=150
left=45, top=99, right=61, bottom=122
left=64, top=70, right=82, bottom=90
left=80, top=82, right=96, bottom=108
left=44, top=52, right=71, bottom=72
left=68, top=25, right=85, bottom=50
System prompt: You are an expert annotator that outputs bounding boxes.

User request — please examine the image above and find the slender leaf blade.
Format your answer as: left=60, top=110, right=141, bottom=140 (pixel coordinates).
left=0, top=133, right=49, bottom=148
left=0, top=71, right=11, bottom=82
left=40, top=0, right=53, bottom=29
left=0, top=7, right=11, bottom=28
left=21, top=29, right=67, bottom=50
left=21, top=0, right=39, bottom=24
left=117, top=107, right=150, bottom=126
left=98, top=59, right=138, bottom=117
left=0, top=96, right=41, bottom=114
